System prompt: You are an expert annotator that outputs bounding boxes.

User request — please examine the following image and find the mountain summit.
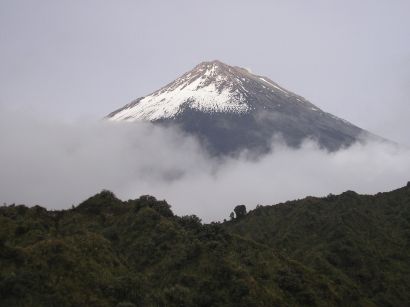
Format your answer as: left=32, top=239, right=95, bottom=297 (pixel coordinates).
left=107, top=60, right=374, bottom=155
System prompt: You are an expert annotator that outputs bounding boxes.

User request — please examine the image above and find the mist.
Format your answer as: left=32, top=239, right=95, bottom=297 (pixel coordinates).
left=1, top=108, right=409, bottom=222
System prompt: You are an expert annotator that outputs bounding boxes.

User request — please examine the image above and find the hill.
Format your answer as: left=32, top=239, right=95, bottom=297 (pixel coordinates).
left=1, top=184, right=410, bottom=306
left=225, top=183, right=410, bottom=306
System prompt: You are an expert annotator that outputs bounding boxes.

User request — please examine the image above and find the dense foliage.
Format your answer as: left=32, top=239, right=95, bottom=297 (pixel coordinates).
left=1, top=185, right=409, bottom=306
left=226, top=185, right=410, bottom=306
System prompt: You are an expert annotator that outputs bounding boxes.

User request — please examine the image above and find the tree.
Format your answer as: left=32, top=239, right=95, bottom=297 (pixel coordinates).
left=234, top=205, right=247, bottom=219
left=230, top=212, right=235, bottom=220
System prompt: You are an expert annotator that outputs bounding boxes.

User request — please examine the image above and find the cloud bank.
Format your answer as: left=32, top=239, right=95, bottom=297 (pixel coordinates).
left=1, top=108, right=409, bottom=221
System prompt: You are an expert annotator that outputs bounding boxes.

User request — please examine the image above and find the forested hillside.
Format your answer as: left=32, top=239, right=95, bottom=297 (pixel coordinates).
left=1, top=184, right=409, bottom=306
left=226, top=183, right=410, bottom=306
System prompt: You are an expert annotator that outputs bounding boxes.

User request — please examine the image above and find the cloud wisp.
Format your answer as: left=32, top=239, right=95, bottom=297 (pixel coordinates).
left=1, top=109, right=409, bottom=221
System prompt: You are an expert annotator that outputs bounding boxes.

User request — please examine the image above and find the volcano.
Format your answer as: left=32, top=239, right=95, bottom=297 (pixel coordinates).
left=107, top=60, right=376, bottom=155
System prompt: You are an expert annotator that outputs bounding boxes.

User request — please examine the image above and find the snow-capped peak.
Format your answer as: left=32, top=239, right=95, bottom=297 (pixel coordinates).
left=107, top=60, right=316, bottom=121
left=106, top=60, right=371, bottom=154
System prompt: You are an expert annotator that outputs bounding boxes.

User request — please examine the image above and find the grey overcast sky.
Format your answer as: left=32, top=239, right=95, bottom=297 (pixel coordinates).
left=1, top=0, right=410, bottom=144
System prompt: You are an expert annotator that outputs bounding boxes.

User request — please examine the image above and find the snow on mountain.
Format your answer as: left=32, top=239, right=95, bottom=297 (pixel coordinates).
left=107, top=60, right=376, bottom=155
left=107, top=60, right=317, bottom=121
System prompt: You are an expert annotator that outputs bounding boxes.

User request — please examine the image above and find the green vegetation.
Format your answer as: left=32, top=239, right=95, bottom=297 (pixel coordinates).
left=225, top=186, right=410, bottom=306
left=233, top=205, right=247, bottom=219
left=1, top=185, right=410, bottom=306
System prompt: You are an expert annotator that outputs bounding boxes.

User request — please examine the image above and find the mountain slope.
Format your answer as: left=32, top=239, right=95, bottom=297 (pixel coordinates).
left=107, top=60, right=375, bottom=154
left=1, top=192, right=355, bottom=307
left=1, top=184, right=410, bottom=306
left=225, top=183, right=410, bottom=306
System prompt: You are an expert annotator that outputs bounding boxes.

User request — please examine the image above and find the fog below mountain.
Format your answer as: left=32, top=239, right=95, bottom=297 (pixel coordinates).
left=1, top=108, right=409, bottom=221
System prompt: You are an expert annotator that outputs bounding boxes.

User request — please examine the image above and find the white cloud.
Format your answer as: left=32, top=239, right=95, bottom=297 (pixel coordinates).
left=1, top=108, right=409, bottom=221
